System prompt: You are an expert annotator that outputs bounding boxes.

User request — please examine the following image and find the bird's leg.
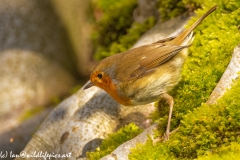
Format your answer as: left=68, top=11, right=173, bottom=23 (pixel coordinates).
left=160, top=93, right=174, bottom=141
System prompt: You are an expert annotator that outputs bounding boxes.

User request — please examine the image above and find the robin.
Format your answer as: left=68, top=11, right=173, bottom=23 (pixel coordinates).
left=84, top=5, right=217, bottom=140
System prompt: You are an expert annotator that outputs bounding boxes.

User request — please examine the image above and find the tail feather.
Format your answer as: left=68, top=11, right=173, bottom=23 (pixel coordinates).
left=181, top=31, right=194, bottom=46
left=167, top=5, right=217, bottom=46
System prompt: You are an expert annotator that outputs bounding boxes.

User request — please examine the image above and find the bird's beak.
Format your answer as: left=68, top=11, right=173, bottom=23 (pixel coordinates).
left=84, top=81, right=94, bottom=90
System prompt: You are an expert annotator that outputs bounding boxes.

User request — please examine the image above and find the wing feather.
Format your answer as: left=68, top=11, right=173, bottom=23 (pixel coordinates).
left=129, top=44, right=191, bottom=79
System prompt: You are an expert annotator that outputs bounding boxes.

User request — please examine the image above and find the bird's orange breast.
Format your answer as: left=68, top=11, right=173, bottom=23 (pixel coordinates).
left=93, top=74, right=132, bottom=106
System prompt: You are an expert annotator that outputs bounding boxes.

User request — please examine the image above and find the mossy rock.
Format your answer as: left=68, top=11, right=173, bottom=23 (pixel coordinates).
left=87, top=0, right=240, bottom=159
left=130, top=0, right=240, bottom=159
left=86, top=123, right=142, bottom=159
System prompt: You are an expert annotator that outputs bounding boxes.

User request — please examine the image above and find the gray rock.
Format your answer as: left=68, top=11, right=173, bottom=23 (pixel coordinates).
left=51, top=0, right=94, bottom=76
left=0, top=50, right=75, bottom=117
left=16, top=87, right=119, bottom=160
left=207, top=44, right=240, bottom=104
left=0, top=0, right=77, bottom=156
left=101, top=124, right=158, bottom=160
left=0, top=0, right=77, bottom=72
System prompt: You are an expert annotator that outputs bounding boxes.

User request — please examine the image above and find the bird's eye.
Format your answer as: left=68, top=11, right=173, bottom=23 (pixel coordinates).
left=97, top=73, right=103, bottom=79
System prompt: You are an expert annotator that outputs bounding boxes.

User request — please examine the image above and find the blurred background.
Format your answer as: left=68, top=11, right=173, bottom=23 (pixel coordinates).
left=0, top=0, right=192, bottom=158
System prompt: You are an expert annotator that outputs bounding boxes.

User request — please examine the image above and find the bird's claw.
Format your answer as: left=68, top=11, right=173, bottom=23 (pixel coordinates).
left=163, top=127, right=179, bottom=141
left=163, top=132, right=170, bottom=141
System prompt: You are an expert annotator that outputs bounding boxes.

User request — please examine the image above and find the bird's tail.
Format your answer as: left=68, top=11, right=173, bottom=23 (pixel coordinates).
left=167, top=5, right=217, bottom=46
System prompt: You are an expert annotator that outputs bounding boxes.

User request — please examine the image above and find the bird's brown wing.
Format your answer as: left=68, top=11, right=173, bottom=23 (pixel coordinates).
left=127, top=43, right=191, bottom=80
left=116, top=5, right=217, bottom=82
left=152, top=35, right=177, bottom=44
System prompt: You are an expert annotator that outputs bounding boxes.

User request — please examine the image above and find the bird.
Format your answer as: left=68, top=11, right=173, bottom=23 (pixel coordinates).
left=84, top=5, right=217, bottom=140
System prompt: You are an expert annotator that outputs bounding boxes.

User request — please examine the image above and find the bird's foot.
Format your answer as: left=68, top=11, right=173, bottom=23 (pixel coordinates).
left=163, top=132, right=170, bottom=141
left=162, top=127, right=179, bottom=141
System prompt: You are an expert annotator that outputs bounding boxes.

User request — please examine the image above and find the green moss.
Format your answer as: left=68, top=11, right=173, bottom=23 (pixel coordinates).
left=95, top=17, right=156, bottom=60
left=129, top=0, right=240, bottom=159
left=198, top=142, right=240, bottom=160
left=167, top=77, right=240, bottom=158
left=92, top=0, right=137, bottom=60
left=157, top=0, right=187, bottom=22
left=92, top=0, right=156, bottom=60
left=86, top=123, right=142, bottom=159
left=130, top=139, right=175, bottom=160
left=156, top=0, right=240, bottom=135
